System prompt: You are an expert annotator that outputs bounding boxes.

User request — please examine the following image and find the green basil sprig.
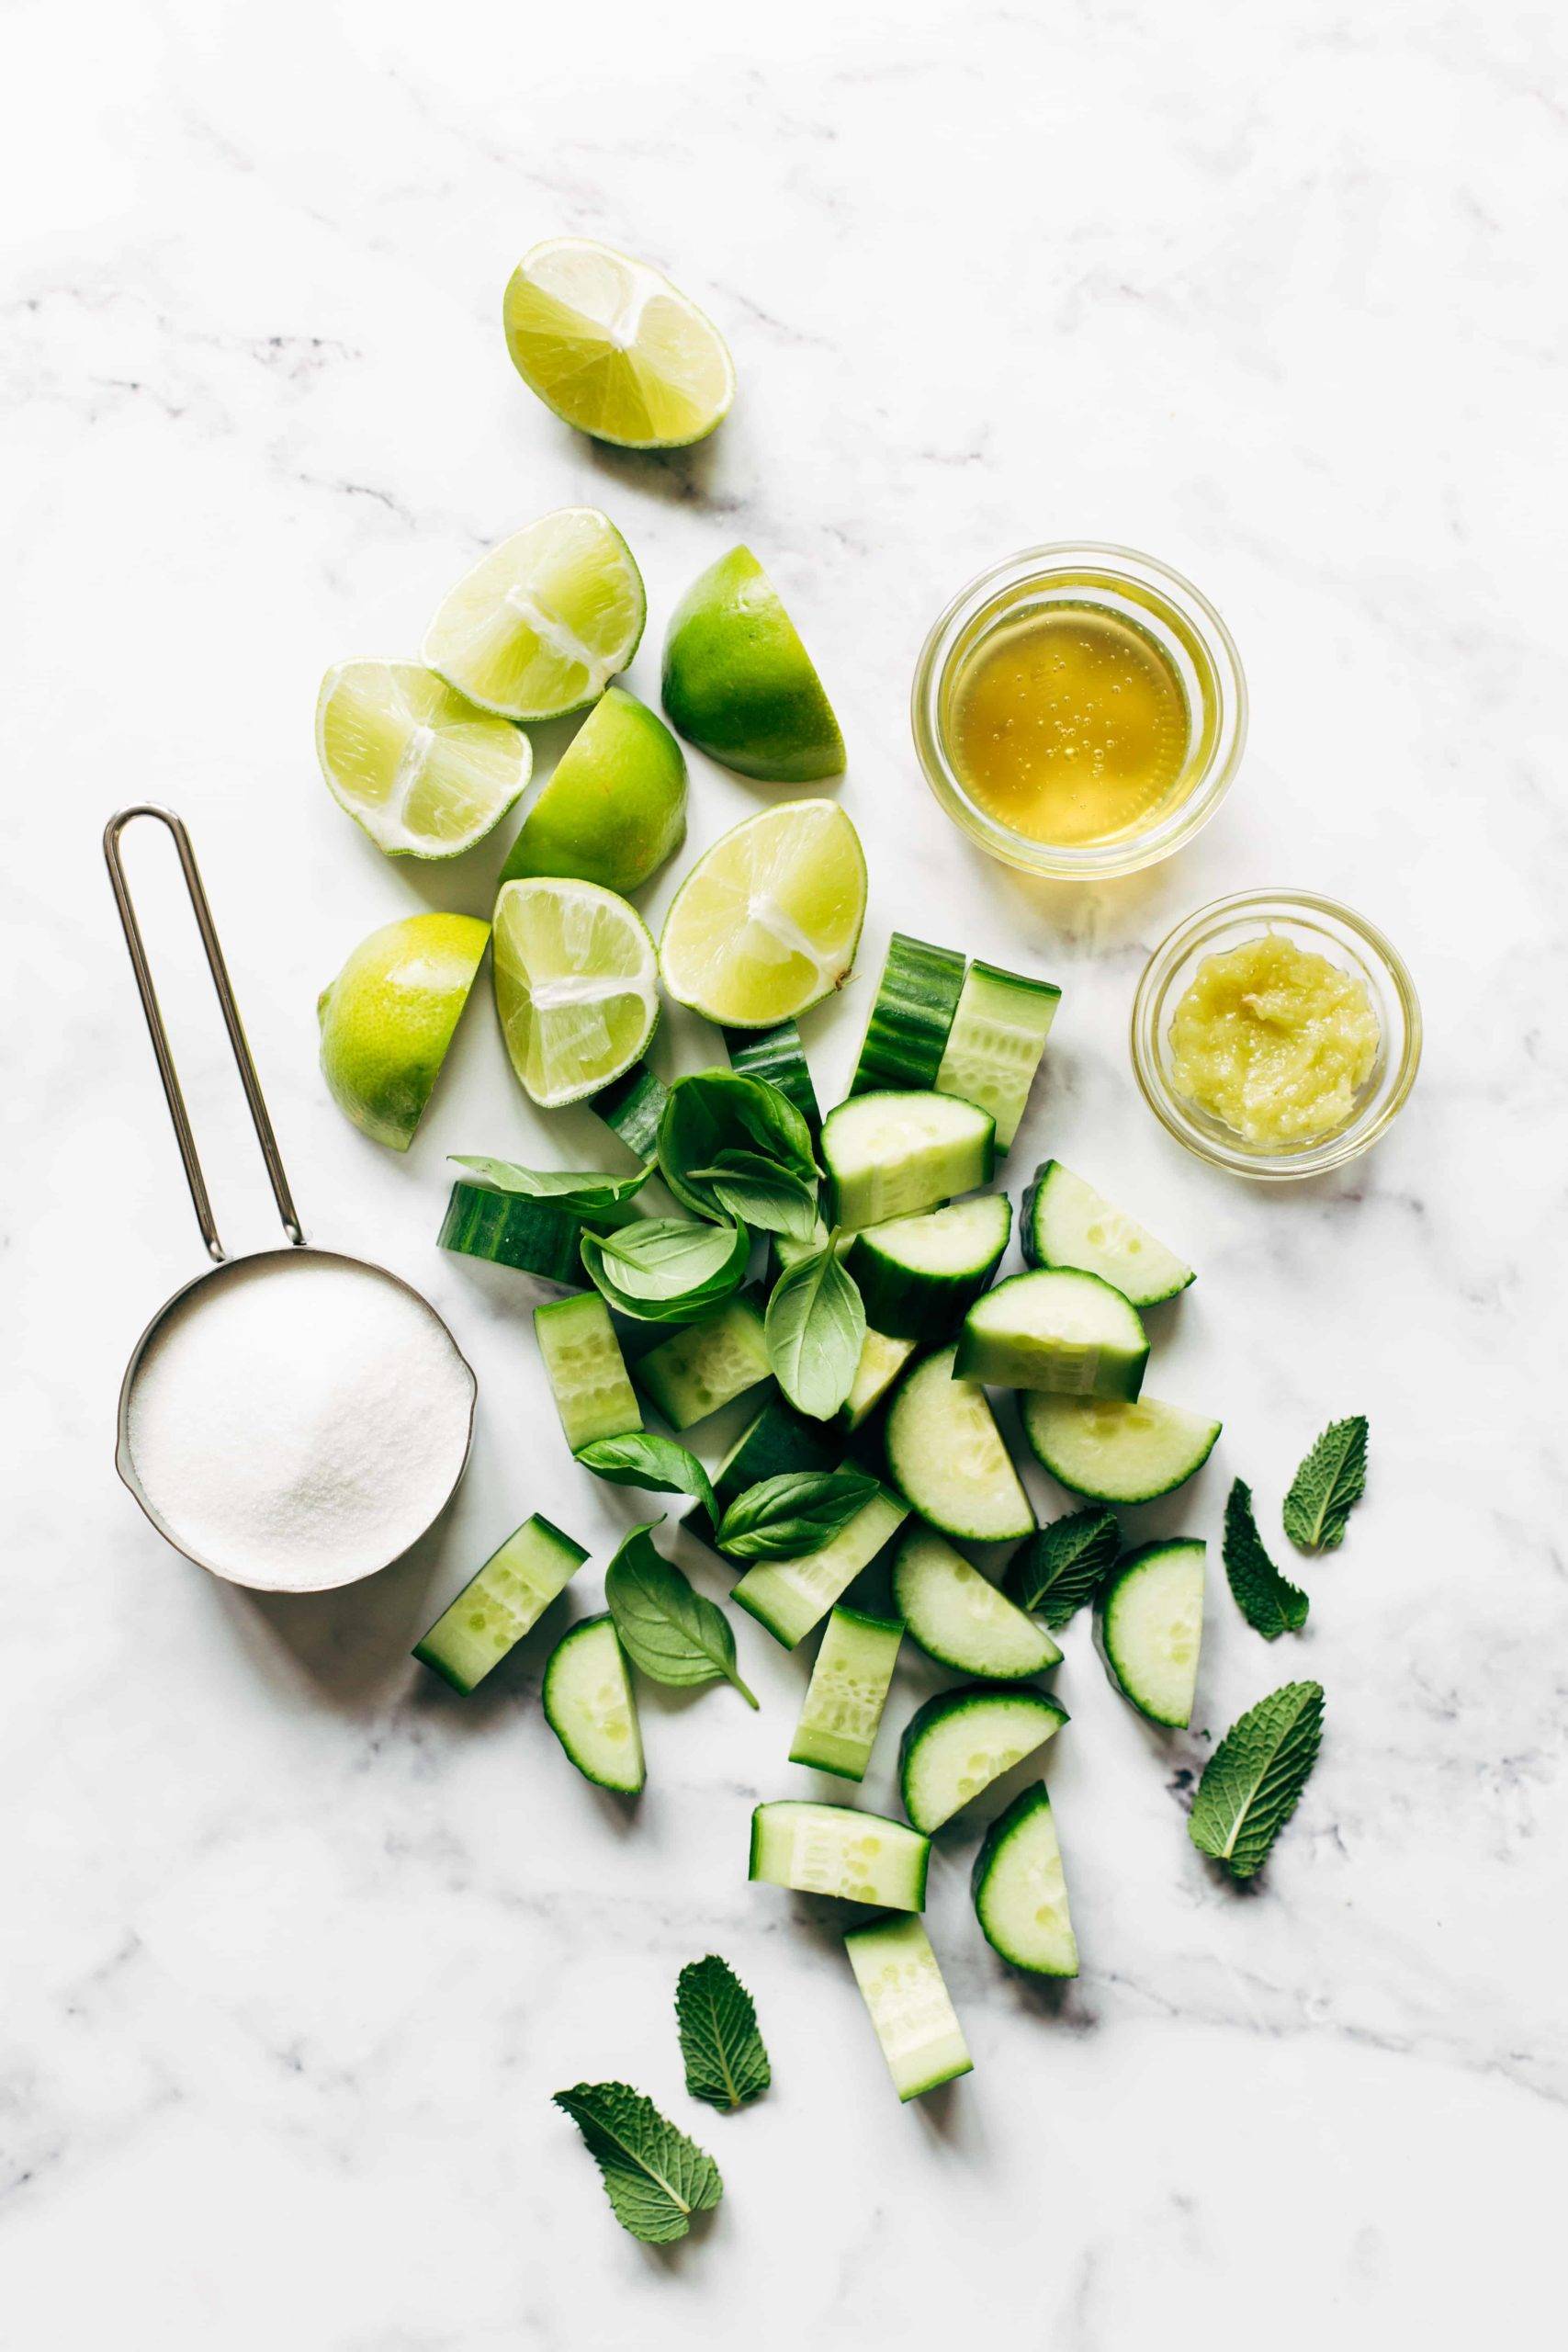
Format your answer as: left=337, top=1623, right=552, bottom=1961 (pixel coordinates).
left=763, top=1231, right=866, bottom=1419
left=716, top=1468, right=881, bottom=1560
left=683, top=1151, right=819, bottom=1240
left=581, top=1217, right=750, bottom=1323
left=449, top=1155, right=652, bottom=1209
left=658, top=1070, right=818, bottom=1224
left=576, top=1433, right=718, bottom=1529
left=604, top=1525, right=758, bottom=1707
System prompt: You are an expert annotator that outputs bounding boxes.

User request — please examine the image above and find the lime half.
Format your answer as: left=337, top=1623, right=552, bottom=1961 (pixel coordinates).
left=503, top=238, right=735, bottom=450
left=423, top=508, right=645, bottom=722
left=501, top=686, right=686, bottom=896
left=316, top=661, right=531, bottom=859
left=659, top=800, right=866, bottom=1027
left=661, top=545, right=844, bottom=784
left=493, top=876, right=659, bottom=1107
left=318, top=912, right=490, bottom=1151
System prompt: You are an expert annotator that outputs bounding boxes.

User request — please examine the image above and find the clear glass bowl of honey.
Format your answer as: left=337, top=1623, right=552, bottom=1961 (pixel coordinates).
left=911, top=544, right=1247, bottom=879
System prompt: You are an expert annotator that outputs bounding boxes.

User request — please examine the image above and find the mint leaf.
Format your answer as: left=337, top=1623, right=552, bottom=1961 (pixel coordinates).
left=1189, top=1680, right=1325, bottom=1878
left=686, top=1152, right=819, bottom=1240
left=675, top=1955, right=771, bottom=2110
left=604, top=1525, right=758, bottom=1707
left=764, top=1234, right=866, bottom=1419
left=716, top=1468, right=880, bottom=1560
left=1004, top=1506, right=1120, bottom=1627
left=449, top=1155, right=652, bottom=1208
left=553, top=2081, right=722, bottom=2243
left=576, top=1433, right=717, bottom=1530
left=1224, top=1480, right=1309, bottom=1639
left=1282, top=1417, right=1368, bottom=1553
left=581, top=1218, right=750, bottom=1324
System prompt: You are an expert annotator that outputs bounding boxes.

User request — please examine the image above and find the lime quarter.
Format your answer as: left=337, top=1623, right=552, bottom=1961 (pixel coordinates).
left=423, top=508, right=645, bottom=722
left=492, top=876, right=660, bottom=1108
left=503, top=237, right=736, bottom=450
left=318, top=912, right=490, bottom=1151
left=661, top=545, right=844, bottom=784
left=659, top=799, right=866, bottom=1027
left=500, top=687, right=686, bottom=896
left=315, top=661, right=531, bottom=859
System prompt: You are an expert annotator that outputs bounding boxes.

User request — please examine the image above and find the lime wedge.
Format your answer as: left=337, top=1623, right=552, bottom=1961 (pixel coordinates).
left=315, top=661, right=531, bottom=859
left=503, top=238, right=735, bottom=450
left=318, top=913, right=490, bottom=1151
left=493, top=876, right=660, bottom=1107
left=423, top=508, right=645, bottom=722
left=661, top=545, right=844, bottom=783
left=501, top=687, right=686, bottom=896
left=659, top=800, right=866, bottom=1027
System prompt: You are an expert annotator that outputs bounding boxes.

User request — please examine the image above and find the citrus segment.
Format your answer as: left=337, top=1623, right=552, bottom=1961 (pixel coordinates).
left=318, top=913, right=491, bottom=1151
left=315, top=661, right=531, bottom=859
left=659, top=800, right=866, bottom=1027
left=501, top=687, right=686, bottom=895
left=503, top=238, right=735, bottom=450
left=423, top=508, right=645, bottom=721
left=493, top=876, right=659, bottom=1107
left=661, top=545, right=844, bottom=784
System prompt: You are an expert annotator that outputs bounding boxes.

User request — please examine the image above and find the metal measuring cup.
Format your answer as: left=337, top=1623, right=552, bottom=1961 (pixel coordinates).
left=107, top=806, right=477, bottom=1593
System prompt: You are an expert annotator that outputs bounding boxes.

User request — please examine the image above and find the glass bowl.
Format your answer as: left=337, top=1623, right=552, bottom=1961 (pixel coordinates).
left=1131, top=890, right=1422, bottom=1180
left=911, top=542, right=1247, bottom=880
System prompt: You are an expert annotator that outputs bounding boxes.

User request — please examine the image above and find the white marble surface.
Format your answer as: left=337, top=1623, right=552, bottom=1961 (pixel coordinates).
left=6, top=1, right=1565, bottom=2343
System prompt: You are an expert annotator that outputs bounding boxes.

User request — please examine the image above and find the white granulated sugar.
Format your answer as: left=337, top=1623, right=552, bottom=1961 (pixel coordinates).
left=126, top=1252, right=473, bottom=1591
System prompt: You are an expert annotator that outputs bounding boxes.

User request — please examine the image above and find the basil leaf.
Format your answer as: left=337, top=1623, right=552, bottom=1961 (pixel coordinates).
left=581, top=1218, right=750, bottom=1323
left=604, top=1525, right=758, bottom=1706
left=449, top=1155, right=652, bottom=1208
left=763, top=1234, right=866, bottom=1420
left=576, top=1433, right=718, bottom=1529
left=716, top=1468, right=881, bottom=1559
left=685, top=1152, right=819, bottom=1240
left=658, top=1069, right=819, bottom=1222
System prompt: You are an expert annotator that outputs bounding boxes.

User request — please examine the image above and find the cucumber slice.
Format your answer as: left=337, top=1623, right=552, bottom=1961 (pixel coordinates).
left=414, top=1512, right=588, bottom=1692
left=1022, top=1160, right=1193, bottom=1306
left=788, top=1606, right=903, bottom=1780
left=820, top=1091, right=995, bottom=1230
left=688, top=1395, right=838, bottom=1542
left=884, top=1344, right=1034, bottom=1543
left=892, top=1526, right=1061, bottom=1679
left=534, top=1293, right=642, bottom=1450
left=850, top=933, right=966, bottom=1094
left=846, top=1194, right=1011, bottom=1343
left=898, top=1682, right=1068, bottom=1834
left=957, top=1269, right=1148, bottom=1400
left=844, top=1917, right=973, bottom=2100
left=542, top=1614, right=645, bottom=1792
left=1098, top=1538, right=1205, bottom=1727
left=732, top=1485, right=908, bottom=1648
left=1021, top=1392, right=1221, bottom=1504
left=724, top=1020, right=821, bottom=1136
left=592, top=1059, right=668, bottom=1159
left=750, top=1798, right=929, bottom=1908
left=633, top=1292, right=771, bottom=1430
left=837, top=1329, right=919, bottom=1434
left=935, top=961, right=1060, bottom=1151
left=971, top=1783, right=1078, bottom=1977
left=439, top=1180, right=588, bottom=1285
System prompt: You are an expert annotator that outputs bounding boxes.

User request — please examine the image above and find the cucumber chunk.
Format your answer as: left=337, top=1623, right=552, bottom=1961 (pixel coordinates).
left=749, top=1799, right=929, bottom=1909
left=898, top=1683, right=1068, bottom=1834
left=1098, top=1539, right=1205, bottom=1727
left=850, top=933, right=966, bottom=1095
left=438, top=1181, right=589, bottom=1286
left=892, top=1525, right=1061, bottom=1679
left=935, top=961, right=1060, bottom=1152
left=732, top=1485, right=908, bottom=1648
left=1021, top=1392, right=1221, bottom=1504
left=592, top=1060, right=668, bottom=1159
left=414, top=1512, right=588, bottom=1693
left=844, top=1916, right=973, bottom=2101
left=884, top=1344, right=1034, bottom=1543
left=837, top=1329, right=918, bottom=1433
left=542, top=1614, right=645, bottom=1792
left=1022, top=1160, right=1193, bottom=1306
left=971, top=1783, right=1078, bottom=1977
left=634, top=1293, right=771, bottom=1430
left=846, top=1194, right=1011, bottom=1343
left=821, top=1091, right=994, bottom=1230
left=789, top=1607, right=903, bottom=1781
left=534, top=1293, right=642, bottom=1450
left=957, top=1269, right=1148, bottom=1400
left=724, top=1019, right=821, bottom=1136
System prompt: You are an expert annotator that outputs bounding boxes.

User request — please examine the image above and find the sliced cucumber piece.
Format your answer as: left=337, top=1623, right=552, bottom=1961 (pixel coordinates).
left=634, top=1292, right=771, bottom=1430
left=688, top=1395, right=837, bottom=1542
left=1098, top=1538, right=1205, bottom=1727
left=1022, top=1160, right=1193, bottom=1306
left=542, top=1614, right=645, bottom=1792
left=821, top=1091, right=994, bottom=1230
left=957, top=1269, right=1148, bottom=1400
left=749, top=1798, right=929, bottom=1909
left=850, top=933, right=966, bottom=1095
left=592, top=1059, right=668, bottom=1159
left=1021, top=1392, right=1221, bottom=1504
left=844, top=1917, right=973, bottom=2100
left=789, top=1606, right=903, bottom=1781
left=837, top=1329, right=919, bottom=1434
left=724, top=1020, right=821, bottom=1136
left=439, top=1181, right=588, bottom=1285
left=846, top=1194, right=1011, bottom=1343
left=414, top=1513, right=588, bottom=1692
left=534, top=1292, right=642, bottom=1450
left=971, top=1783, right=1077, bottom=1977
left=732, top=1485, right=908, bottom=1648
left=935, top=961, right=1060, bottom=1151
left=892, top=1525, right=1060, bottom=1679
left=898, top=1682, right=1068, bottom=1834
left=884, top=1344, right=1034, bottom=1543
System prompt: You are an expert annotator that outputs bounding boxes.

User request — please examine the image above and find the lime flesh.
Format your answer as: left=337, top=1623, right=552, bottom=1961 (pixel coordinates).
left=492, top=876, right=659, bottom=1107
left=503, top=238, right=735, bottom=450
left=659, top=799, right=866, bottom=1027
left=501, top=687, right=686, bottom=896
left=315, top=661, right=531, bottom=858
left=423, top=508, right=645, bottom=722
left=318, top=913, right=490, bottom=1151
left=661, top=545, right=844, bottom=784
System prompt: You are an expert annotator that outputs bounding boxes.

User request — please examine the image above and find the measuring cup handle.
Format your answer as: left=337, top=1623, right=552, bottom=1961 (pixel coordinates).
left=104, top=806, right=305, bottom=1262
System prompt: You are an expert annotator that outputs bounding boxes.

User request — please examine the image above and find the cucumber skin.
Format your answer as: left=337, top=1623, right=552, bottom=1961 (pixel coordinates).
left=541, top=1615, right=645, bottom=1794
left=845, top=1197, right=1011, bottom=1344
left=897, top=1683, right=1069, bottom=1835
left=1021, top=1393, right=1221, bottom=1505
left=851, top=933, right=966, bottom=1095
left=1097, top=1539, right=1205, bottom=1729
left=955, top=1270, right=1149, bottom=1401
left=971, top=1783, right=1078, bottom=1978
left=592, top=1060, right=669, bottom=1159
left=749, top=1800, right=930, bottom=1910
left=724, top=1021, right=821, bottom=1136
left=935, top=961, right=1061, bottom=1154
left=1021, top=1160, right=1194, bottom=1306
left=439, top=1182, right=587, bottom=1285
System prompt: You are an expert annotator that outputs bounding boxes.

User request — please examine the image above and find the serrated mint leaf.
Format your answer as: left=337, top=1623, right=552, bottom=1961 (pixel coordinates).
left=675, top=1955, right=771, bottom=2110
left=552, top=2080, right=722, bottom=2243
left=1189, top=1680, right=1325, bottom=1878
left=449, top=1155, right=652, bottom=1208
left=1224, top=1480, right=1309, bottom=1639
left=1004, top=1505, right=1120, bottom=1627
left=1282, top=1416, right=1368, bottom=1553
left=576, top=1433, right=717, bottom=1529
left=716, top=1468, right=879, bottom=1561
left=604, top=1525, right=758, bottom=1707
left=764, top=1234, right=866, bottom=1420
